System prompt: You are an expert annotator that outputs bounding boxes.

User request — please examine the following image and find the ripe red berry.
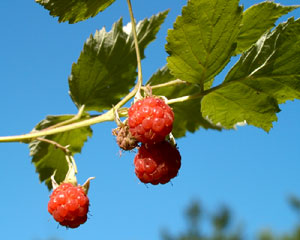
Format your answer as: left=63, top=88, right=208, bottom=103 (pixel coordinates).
left=128, top=97, right=174, bottom=144
left=48, top=182, right=89, bottom=228
left=134, top=141, right=181, bottom=185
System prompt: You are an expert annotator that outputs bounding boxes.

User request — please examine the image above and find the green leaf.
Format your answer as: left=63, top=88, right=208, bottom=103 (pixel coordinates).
left=236, top=2, right=299, bottom=54
left=35, top=0, right=115, bottom=24
left=147, top=66, right=221, bottom=138
left=69, top=11, right=168, bottom=112
left=226, top=18, right=300, bottom=104
left=202, top=18, right=300, bottom=131
left=29, top=115, right=92, bottom=190
left=202, top=82, right=280, bottom=131
left=166, top=0, right=242, bottom=85
left=128, top=10, right=170, bottom=59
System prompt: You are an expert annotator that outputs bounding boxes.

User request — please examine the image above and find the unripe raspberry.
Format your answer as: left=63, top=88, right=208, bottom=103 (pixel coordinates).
left=128, top=97, right=174, bottom=144
left=134, top=141, right=181, bottom=185
left=112, top=124, right=138, bottom=151
left=48, top=182, right=89, bottom=228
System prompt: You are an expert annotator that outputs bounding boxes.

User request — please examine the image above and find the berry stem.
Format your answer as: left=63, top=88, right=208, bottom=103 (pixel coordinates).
left=36, top=137, right=71, bottom=154
left=166, top=83, right=224, bottom=105
left=144, top=79, right=189, bottom=90
left=126, top=0, right=143, bottom=101
left=44, top=105, right=86, bottom=130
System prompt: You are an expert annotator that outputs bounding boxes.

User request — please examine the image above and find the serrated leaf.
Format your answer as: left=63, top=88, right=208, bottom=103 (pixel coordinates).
left=127, top=10, right=170, bottom=59
left=147, top=66, right=221, bottom=138
left=236, top=2, right=299, bottom=54
left=226, top=18, right=300, bottom=104
left=202, top=82, right=280, bottom=131
left=202, top=18, right=300, bottom=131
left=69, top=11, right=168, bottom=112
left=166, top=0, right=242, bottom=85
left=36, top=0, right=115, bottom=24
left=29, top=115, right=92, bottom=190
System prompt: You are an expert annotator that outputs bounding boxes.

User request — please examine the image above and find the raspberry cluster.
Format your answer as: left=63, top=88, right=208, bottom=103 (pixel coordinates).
left=48, top=183, right=89, bottom=228
left=128, top=97, right=174, bottom=144
left=127, top=96, right=181, bottom=185
left=134, top=141, right=181, bottom=184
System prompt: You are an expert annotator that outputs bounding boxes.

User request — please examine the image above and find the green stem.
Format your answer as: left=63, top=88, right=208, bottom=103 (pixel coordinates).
left=0, top=109, right=114, bottom=143
left=126, top=0, right=143, bottom=101
left=166, top=93, right=203, bottom=105
left=44, top=105, right=86, bottom=130
left=0, top=0, right=144, bottom=144
left=36, top=137, right=71, bottom=154
left=166, top=83, right=224, bottom=105
left=144, top=79, right=188, bottom=90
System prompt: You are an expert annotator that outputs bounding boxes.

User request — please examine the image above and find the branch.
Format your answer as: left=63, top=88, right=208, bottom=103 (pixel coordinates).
left=143, top=79, right=189, bottom=90
left=0, top=109, right=115, bottom=143
left=36, top=137, right=71, bottom=154
left=126, top=0, right=143, bottom=101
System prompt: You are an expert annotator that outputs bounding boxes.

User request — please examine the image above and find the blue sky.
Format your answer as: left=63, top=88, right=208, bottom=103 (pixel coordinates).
left=0, top=0, right=300, bottom=239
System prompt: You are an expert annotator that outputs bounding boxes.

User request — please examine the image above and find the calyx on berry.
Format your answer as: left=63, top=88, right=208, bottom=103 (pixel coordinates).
left=128, top=96, right=174, bottom=144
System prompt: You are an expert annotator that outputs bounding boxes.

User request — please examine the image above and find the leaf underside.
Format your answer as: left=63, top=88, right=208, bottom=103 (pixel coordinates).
left=69, top=11, right=169, bottom=112
left=35, top=0, right=115, bottom=24
left=29, top=115, right=92, bottom=190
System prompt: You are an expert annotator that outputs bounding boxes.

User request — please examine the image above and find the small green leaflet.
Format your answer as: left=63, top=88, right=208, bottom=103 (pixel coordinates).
left=202, top=18, right=300, bottom=131
left=29, top=115, right=92, bottom=190
left=147, top=66, right=221, bottom=138
left=35, top=0, right=115, bottom=24
left=69, top=11, right=168, bottom=112
left=166, top=0, right=242, bottom=86
left=236, top=2, right=299, bottom=54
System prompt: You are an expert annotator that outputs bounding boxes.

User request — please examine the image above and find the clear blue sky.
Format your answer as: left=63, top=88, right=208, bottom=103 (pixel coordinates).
left=0, top=0, right=300, bottom=239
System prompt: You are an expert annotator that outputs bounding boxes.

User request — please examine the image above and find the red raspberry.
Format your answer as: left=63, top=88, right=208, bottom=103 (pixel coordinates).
left=134, top=141, right=181, bottom=185
left=48, top=182, right=89, bottom=228
left=128, top=97, right=174, bottom=144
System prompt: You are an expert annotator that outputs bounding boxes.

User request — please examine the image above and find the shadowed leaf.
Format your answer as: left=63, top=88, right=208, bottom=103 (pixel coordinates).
left=69, top=11, right=169, bottom=112
left=29, top=115, right=92, bottom=190
left=36, top=0, right=116, bottom=24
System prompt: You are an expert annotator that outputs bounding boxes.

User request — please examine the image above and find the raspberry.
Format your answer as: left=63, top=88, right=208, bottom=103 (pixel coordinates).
left=112, top=123, right=138, bottom=151
left=128, top=97, right=174, bottom=144
left=48, top=182, right=89, bottom=228
left=134, top=141, right=181, bottom=185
